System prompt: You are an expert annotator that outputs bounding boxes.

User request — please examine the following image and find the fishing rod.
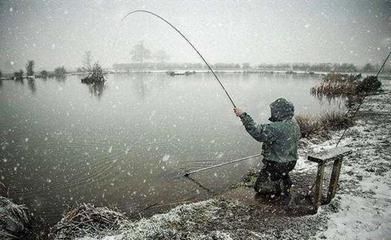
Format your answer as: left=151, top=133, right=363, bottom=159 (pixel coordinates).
left=376, top=50, right=391, bottom=78
left=184, top=153, right=262, bottom=177
left=335, top=50, right=391, bottom=147
left=121, top=10, right=236, bottom=108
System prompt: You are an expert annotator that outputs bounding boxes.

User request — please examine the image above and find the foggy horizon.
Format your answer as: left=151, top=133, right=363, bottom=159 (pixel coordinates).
left=1, top=0, right=390, bottom=72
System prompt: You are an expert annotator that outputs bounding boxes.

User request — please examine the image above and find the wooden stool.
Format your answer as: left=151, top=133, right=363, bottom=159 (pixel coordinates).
left=308, top=147, right=352, bottom=212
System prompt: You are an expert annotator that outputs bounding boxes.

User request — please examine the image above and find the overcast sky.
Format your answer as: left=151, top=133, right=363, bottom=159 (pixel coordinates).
left=0, top=0, right=390, bottom=72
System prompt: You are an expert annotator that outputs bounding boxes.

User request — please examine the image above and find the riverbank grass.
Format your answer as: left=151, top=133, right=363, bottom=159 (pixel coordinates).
left=296, top=112, right=354, bottom=138
left=311, top=73, right=381, bottom=97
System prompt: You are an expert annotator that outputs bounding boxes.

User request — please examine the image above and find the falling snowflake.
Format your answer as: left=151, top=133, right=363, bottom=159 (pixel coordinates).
left=162, top=154, right=170, bottom=162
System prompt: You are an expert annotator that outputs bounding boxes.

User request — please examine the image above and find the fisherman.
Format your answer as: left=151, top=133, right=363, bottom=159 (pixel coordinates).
left=234, top=98, right=301, bottom=200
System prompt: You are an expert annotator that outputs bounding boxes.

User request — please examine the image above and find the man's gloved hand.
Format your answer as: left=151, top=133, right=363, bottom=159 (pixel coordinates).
left=233, top=107, right=244, bottom=117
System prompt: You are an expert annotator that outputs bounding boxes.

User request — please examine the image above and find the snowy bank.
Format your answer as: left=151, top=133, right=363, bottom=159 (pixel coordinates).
left=62, top=199, right=328, bottom=240
left=314, top=83, right=391, bottom=239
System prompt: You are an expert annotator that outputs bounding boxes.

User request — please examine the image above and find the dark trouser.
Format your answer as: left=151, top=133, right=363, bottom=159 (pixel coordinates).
left=254, top=161, right=296, bottom=195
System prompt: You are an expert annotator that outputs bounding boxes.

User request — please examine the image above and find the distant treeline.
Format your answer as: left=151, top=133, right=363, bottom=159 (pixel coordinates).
left=1, top=62, right=389, bottom=79
left=0, top=62, right=66, bottom=80
left=257, top=63, right=388, bottom=73
left=112, top=62, right=389, bottom=73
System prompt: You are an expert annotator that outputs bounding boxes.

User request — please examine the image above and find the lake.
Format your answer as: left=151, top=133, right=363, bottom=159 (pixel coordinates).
left=0, top=72, right=345, bottom=224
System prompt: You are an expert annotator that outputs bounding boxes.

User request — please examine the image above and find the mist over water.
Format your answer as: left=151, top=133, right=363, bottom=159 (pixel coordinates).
left=0, top=72, right=345, bottom=223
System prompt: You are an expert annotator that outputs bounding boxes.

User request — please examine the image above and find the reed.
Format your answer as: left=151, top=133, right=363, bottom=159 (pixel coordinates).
left=311, top=73, right=381, bottom=97
left=296, top=112, right=354, bottom=138
left=310, top=73, right=360, bottom=97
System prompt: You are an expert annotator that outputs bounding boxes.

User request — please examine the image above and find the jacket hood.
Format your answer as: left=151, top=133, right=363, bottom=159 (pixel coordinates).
left=269, top=98, right=294, bottom=122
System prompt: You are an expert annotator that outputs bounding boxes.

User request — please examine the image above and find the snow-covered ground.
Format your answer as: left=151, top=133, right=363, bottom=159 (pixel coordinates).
left=55, top=81, right=391, bottom=240
left=314, top=86, right=391, bottom=239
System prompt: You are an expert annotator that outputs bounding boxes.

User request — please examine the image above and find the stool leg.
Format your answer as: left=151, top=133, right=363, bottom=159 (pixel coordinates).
left=326, top=157, right=343, bottom=203
left=314, top=163, right=325, bottom=212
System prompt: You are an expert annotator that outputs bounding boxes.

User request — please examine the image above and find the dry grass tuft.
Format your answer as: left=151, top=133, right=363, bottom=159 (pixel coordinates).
left=49, top=203, right=126, bottom=239
left=296, top=115, right=323, bottom=138
left=296, top=112, right=354, bottom=138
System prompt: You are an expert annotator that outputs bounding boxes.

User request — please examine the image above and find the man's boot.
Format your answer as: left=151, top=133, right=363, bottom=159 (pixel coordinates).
left=254, top=169, right=271, bottom=194
left=281, top=174, right=293, bottom=204
left=269, top=180, right=282, bottom=199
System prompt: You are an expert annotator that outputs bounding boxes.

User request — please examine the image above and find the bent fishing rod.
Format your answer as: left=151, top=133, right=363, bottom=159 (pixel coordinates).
left=121, top=10, right=237, bottom=108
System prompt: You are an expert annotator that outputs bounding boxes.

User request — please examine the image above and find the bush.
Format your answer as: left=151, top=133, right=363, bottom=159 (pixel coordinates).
left=39, top=70, right=48, bottom=78
left=14, top=70, right=24, bottom=81
left=356, top=76, right=382, bottom=93
left=81, top=63, right=105, bottom=84
left=54, top=66, right=66, bottom=77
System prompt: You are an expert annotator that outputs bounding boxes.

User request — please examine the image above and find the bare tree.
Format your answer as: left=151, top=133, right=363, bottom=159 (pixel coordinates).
left=242, top=63, right=251, bottom=69
left=26, top=60, right=34, bottom=76
left=130, top=41, right=151, bottom=64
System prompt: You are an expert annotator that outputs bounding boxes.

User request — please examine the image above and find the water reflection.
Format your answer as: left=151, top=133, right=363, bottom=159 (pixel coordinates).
left=130, top=73, right=147, bottom=100
left=310, top=91, right=363, bottom=110
left=27, top=79, right=36, bottom=94
left=14, top=78, right=24, bottom=85
left=184, top=176, right=213, bottom=193
left=112, top=73, right=169, bottom=100
left=55, top=76, right=66, bottom=82
left=88, top=82, right=107, bottom=99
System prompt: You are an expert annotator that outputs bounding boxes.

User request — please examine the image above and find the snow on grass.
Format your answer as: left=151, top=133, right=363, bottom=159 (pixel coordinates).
left=75, top=200, right=229, bottom=240
left=318, top=192, right=391, bottom=239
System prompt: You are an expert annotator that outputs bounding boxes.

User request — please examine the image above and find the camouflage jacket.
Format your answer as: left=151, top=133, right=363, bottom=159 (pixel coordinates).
left=239, top=98, right=301, bottom=163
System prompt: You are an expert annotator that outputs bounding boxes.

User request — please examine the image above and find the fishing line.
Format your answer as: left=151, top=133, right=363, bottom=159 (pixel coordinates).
left=121, top=10, right=237, bottom=108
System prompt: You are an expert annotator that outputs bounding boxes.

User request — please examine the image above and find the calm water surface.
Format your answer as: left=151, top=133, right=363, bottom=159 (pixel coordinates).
left=0, top=72, right=345, bottom=223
